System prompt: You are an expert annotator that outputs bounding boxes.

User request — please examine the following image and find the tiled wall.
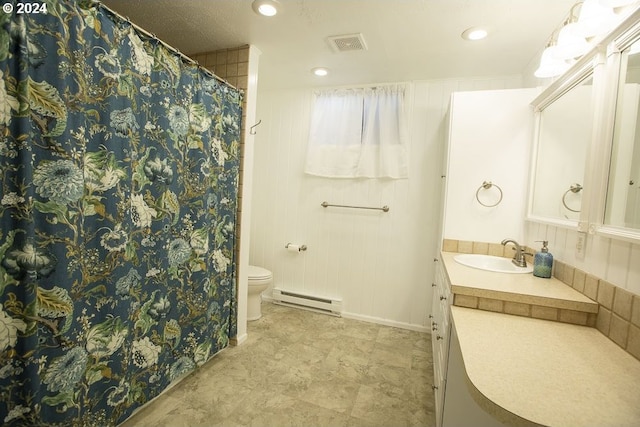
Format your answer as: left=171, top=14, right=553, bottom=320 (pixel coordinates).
left=452, top=293, right=597, bottom=327
left=190, top=45, right=251, bottom=280
left=443, top=239, right=640, bottom=362
left=190, top=46, right=250, bottom=91
left=442, top=239, right=519, bottom=259
left=553, top=259, right=640, bottom=361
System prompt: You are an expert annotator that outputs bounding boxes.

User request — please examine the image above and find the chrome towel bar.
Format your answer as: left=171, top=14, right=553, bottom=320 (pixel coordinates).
left=321, top=201, right=389, bottom=212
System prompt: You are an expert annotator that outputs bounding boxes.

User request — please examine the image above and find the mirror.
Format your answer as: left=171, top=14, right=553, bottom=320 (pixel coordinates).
left=530, top=74, right=594, bottom=224
left=604, top=41, right=640, bottom=230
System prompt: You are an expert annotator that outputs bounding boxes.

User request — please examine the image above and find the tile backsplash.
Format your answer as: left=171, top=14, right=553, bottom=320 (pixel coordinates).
left=452, top=292, right=596, bottom=327
left=443, top=239, right=640, bottom=362
left=554, top=258, right=640, bottom=361
left=442, top=238, right=536, bottom=266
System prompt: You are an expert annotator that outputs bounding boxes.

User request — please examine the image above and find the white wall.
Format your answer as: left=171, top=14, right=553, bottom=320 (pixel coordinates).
left=234, top=45, right=261, bottom=344
left=443, top=89, right=539, bottom=243
left=249, top=76, right=523, bottom=330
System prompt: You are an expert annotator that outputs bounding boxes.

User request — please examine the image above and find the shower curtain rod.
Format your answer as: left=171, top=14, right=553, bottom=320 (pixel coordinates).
left=96, top=1, right=240, bottom=91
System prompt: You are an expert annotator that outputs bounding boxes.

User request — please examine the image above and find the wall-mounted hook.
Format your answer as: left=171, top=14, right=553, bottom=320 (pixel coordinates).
left=249, top=119, right=262, bottom=135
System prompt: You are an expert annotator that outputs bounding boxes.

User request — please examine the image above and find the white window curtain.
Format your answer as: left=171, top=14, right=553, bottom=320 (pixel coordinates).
left=304, top=84, right=408, bottom=178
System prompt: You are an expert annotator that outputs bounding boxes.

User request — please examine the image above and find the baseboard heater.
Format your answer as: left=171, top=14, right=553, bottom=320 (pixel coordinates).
left=272, top=288, right=342, bottom=316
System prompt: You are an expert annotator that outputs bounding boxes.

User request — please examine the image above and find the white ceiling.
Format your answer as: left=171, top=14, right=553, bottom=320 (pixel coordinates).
left=100, top=0, right=577, bottom=89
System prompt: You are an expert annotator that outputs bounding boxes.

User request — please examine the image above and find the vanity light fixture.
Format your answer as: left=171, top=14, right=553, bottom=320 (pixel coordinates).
left=598, top=0, right=639, bottom=9
left=535, top=44, right=573, bottom=78
left=461, top=27, right=488, bottom=41
left=312, top=67, right=329, bottom=77
left=534, top=0, right=629, bottom=79
left=252, top=0, right=280, bottom=17
left=571, top=0, right=618, bottom=38
left=553, top=23, right=591, bottom=59
left=552, top=3, right=591, bottom=60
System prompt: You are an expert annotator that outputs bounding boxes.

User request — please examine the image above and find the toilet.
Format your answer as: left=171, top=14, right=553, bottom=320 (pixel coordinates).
left=247, top=265, right=272, bottom=321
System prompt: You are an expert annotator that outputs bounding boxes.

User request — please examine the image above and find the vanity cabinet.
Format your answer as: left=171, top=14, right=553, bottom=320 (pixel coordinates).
left=431, top=258, right=451, bottom=427
left=431, top=258, right=504, bottom=427
left=436, top=253, right=640, bottom=427
left=442, top=324, right=506, bottom=427
left=433, top=257, right=505, bottom=427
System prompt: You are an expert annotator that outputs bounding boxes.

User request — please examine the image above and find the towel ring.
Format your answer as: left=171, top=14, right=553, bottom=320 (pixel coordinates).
left=562, top=183, right=583, bottom=213
left=475, top=181, right=503, bottom=207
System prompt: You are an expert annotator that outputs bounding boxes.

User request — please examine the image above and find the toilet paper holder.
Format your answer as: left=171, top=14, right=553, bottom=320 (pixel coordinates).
left=285, top=243, right=307, bottom=252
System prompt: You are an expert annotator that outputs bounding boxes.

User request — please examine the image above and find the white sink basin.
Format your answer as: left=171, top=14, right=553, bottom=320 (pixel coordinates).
left=453, top=254, right=533, bottom=274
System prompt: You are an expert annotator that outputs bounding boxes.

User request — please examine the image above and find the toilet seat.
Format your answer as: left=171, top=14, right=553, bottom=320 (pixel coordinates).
left=247, top=265, right=272, bottom=321
left=248, top=265, right=272, bottom=286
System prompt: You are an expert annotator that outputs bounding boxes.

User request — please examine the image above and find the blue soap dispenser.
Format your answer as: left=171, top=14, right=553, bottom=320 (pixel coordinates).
left=533, top=241, right=553, bottom=279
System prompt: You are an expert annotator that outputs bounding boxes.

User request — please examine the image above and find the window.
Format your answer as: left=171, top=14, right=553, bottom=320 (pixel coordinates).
left=304, top=84, right=408, bottom=179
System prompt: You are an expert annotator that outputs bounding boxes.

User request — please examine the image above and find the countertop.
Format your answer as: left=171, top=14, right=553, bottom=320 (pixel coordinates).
left=451, top=306, right=640, bottom=427
left=441, top=251, right=597, bottom=313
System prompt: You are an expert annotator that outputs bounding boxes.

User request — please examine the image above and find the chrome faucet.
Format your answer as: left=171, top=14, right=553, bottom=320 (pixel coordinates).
left=501, top=239, right=527, bottom=267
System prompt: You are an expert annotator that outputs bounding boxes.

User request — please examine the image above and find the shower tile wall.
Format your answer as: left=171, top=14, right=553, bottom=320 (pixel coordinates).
left=250, top=76, right=524, bottom=330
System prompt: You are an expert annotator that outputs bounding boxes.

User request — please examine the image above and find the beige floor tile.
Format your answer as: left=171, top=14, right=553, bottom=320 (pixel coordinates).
left=323, top=347, right=371, bottom=383
left=350, top=383, right=414, bottom=426
left=120, top=303, right=435, bottom=427
left=233, top=397, right=351, bottom=427
left=369, top=343, right=414, bottom=369
left=120, top=395, right=183, bottom=427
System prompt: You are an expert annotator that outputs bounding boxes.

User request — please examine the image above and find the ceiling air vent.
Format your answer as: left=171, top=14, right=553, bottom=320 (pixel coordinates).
left=327, top=33, right=368, bottom=53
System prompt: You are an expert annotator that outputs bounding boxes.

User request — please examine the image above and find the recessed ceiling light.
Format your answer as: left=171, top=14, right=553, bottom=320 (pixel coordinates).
left=461, top=27, right=488, bottom=41
left=252, top=0, right=280, bottom=17
left=312, top=67, right=329, bottom=77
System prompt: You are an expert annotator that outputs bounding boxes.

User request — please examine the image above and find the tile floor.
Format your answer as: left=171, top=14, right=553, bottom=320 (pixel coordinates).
left=120, top=303, right=436, bottom=427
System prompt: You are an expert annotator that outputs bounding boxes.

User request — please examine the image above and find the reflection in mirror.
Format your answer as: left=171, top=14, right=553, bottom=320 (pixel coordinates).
left=531, top=75, right=593, bottom=222
left=605, top=40, right=640, bottom=229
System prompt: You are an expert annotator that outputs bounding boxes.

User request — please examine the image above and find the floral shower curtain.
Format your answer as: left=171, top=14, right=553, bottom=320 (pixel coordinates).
left=0, top=1, right=242, bottom=425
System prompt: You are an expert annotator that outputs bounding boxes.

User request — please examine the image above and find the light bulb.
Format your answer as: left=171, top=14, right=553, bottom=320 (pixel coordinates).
left=461, top=27, right=488, bottom=41
left=252, top=0, right=280, bottom=17
left=535, top=46, right=572, bottom=78
left=571, top=0, right=618, bottom=38
left=312, top=68, right=329, bottom=77
left=258, top=4, right=276, bottom=16
left=598, top=0, right=639, bottom=7
left=553, top=23, right=591, bottom=60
